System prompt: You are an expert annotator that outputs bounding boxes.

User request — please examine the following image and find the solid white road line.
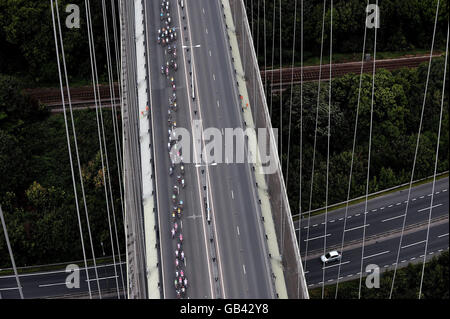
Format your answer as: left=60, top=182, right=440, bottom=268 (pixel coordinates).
left=401, top=240, right=426, bottom=249
left=39, top=282, right=70, bottom=288
left=363, top=250, right=390, bottom=260
left=382, top=214, right=405, bottom=223
left=0, top=286, right=22, bottom=291
left=438, top=233, right=449, bottom=238
left=417, top=203, right=443, bottom=212
left=86, top=276, right=118, bottom=282
left=344, top=224, right=370, bottom=232
left=322, top=261, right=350, bottom=269
left=304, top=234, right=331, bottom=242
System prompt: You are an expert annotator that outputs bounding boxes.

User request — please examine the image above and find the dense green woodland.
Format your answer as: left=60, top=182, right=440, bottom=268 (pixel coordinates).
left=270, top=57, right=449, bottom=214
left=0, top=75, right=123, bottom=267
left=246, top=0, right=448, bottom=66
left=0, top=0, right=116, bottom=86
left=310, top=251, right=449, bottom=298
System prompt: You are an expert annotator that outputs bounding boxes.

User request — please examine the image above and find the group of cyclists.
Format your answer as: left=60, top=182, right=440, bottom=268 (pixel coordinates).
left=158, top=0, right=188, bottom=299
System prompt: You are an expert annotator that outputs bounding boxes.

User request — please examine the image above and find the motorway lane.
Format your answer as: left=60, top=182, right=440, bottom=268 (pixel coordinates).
left=297, top=178, right=449, bottom=257
left=184, top=0, right=273, bottom=298
left=304, top=222, right=449, bottom=288
left=0, top=263, right=126, bottom=299
left=145, top=0, right=213, bottom=299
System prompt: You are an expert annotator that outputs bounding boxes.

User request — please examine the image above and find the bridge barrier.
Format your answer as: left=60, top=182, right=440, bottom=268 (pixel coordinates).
left=224, top=0, right=309, bottom=299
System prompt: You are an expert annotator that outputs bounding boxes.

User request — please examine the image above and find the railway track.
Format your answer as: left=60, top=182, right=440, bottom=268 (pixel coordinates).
left=24, top=83, right=120, bottom=108
left=24, top=55, right=439, bottom=106
left=261, top=54, right=441, bottom=90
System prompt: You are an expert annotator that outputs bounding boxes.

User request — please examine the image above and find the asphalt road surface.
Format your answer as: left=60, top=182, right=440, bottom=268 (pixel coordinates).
left=297, top=178, right=449, bottom=287
left=145, top=0, right=274, bottom=298
left=0, top=263, right=126, bottom=299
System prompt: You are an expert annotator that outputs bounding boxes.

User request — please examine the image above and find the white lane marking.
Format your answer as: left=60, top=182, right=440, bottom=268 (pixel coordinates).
left=382, top=214, right=405, bottom=223
left=371, top=209, right=377, bottom=212
left=347, top=216, right=352, bottom=219
left=412, top=198, right=416, bottom=201
left=313, top=224, right=318, bottom=227
left=213, top=73, right=215, bottom=81
left=209, top=50, right=211, bottom=56
left=363, top=250, right=390, bottom=259
left=435, top=191, right=440, bottom=194
left=401, top=240, right=426, bottom=249
left=388, top=205, right=393, bottom=208
left=304, top=234, right=331, bottom=242
left=237, top=226, right=240, bottom=235
left=396, top=202, right=401, bottom=206
left=322, top=261, right=350, bottom=269
left=339, top=218, right=344, bottom=221
left=420, top=196, right=424, bottom=199
left=380, top=207, right=385, bottom=210
left=410, top=257, right=416, bottom=260
left=355, top=213, right=360, bottom=217
left=39, top=282, right=69, bottom=288
left=347, top=274, right=353, bottom=277
left=321, top=222, right=325, bottom=225
left=438, top=233, right=449, bottom=238
left=206, top=28, right=208, bottom=34
left=86, top=276, right=118, bottom=282
left=231, top=190, right=234, bottom=199
left=330, top=219, right=335, bottom=223
left=242, top=264, right=246, bottom=274
left=345, top=224, right=370, bottom=232
left=0, top=263, right=125, bottom=279
left=384, top=265, right=389, bottom=268
left=202, top=7, right=205, bottom=14
left=429, top=252, right=434, bottom=255
left=401, top=260, right=407, bottom=263
left=0, top=286, right=22, bottom=291
left=417, top=203, right=443, bottom=212
left=217, top=100, right=220, bottom=107
left=442, top=189, right=447, bottom=192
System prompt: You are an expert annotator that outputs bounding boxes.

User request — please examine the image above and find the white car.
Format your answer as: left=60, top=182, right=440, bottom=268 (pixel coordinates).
left=320, top=250, right=341, bottom=264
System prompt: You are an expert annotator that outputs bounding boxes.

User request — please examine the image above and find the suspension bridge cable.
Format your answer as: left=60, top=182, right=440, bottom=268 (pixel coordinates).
left=285, top=0, right=297, bottom=199
left=418, top=23, right=448, bottom=300
left=101, top=0, right=126, bottom=294
left=84, top=0, right=121, bottom=298
left=302, top=0, right=327, bottom=273
left=263, top=0, right=267, bottom=96
left=54, top=0, right=102, bottom=298
left=0, top=205, right=24, bottom=299
left=87, top=0, right=122, bottom=298
left=281, top=0, right=297, bottom=258
left=269, top=0, right=276, bottom=117
left=335, top=0, right=369, bottom=299
left=322, top=0, right=333, bottom=299
left=297, top=0, right=304, bottom=299
left=50, top=0, right=92, bottom=299
left=358, top=0, right=378, bottom=299
left=110, top=0, right=126, bottom=222
left=389, top=0, right=441, bottom=299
